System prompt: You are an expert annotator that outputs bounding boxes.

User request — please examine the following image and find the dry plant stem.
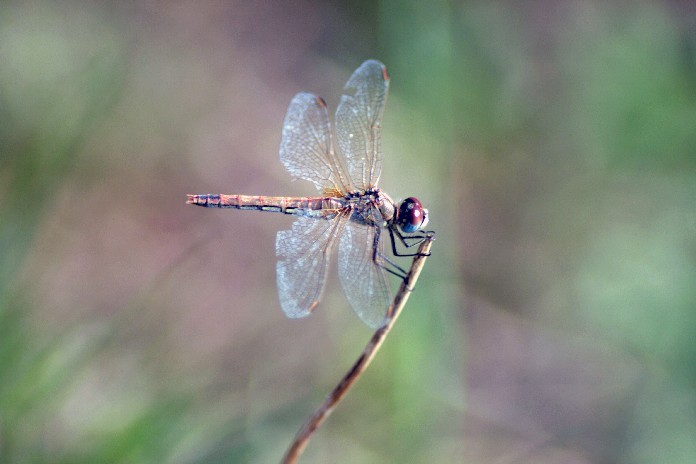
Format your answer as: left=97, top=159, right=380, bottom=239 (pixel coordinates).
left=281, top=236, right=434, bottom=464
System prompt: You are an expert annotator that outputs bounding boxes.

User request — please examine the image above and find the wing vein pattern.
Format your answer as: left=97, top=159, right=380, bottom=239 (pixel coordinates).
left=276, top=214, right=348, bottom=318
left=338, top=216, right=391, bottom=328
left=335, top=60, right=389, bottom=191
left=279, top=92, right=348, bottom=193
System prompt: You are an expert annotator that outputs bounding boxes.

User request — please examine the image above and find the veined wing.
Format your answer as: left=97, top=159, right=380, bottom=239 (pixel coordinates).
left=337, top=216, right=392, bottom=328
left=335, top=60, right=390, bottom=191
left=276, top=213, right=348, bottom=318
left=279, top=92, right=350, bottom=194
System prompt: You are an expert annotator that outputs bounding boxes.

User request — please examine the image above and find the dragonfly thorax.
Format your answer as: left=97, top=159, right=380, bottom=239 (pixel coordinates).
left=344, top=189, right=396, bottom=228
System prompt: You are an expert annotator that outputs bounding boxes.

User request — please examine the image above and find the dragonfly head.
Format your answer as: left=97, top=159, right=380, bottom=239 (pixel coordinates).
left=396, top=197, right=429, bottom=233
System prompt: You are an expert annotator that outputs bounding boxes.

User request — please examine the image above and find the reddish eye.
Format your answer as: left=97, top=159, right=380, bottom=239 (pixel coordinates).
left=397, top=197, right=428, bottom=233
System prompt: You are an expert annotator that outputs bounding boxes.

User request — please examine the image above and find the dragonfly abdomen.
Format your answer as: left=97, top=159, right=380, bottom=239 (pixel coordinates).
left=186, top=194, right=344, bottom=218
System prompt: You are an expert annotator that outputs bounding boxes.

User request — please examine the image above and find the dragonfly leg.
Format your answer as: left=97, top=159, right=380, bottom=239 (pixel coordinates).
left=372, top=226, right=409, bottom=280
left=389, top=227, right=434, bottom=257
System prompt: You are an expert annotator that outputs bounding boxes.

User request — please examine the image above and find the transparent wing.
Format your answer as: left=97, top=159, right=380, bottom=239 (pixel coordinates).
left=335, top=60, right=390, bottom=191
left=276, top=214, right=347, bottom=318
left=338, top=217, right=392, bottom=328
left=279, top=92, right=349, bottom=194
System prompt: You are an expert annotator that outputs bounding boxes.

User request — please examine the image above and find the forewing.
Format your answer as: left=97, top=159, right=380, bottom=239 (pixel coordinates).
left=338, top=218, right=392, bottom=328
left=335, top=60, right=390, bottom=191
left=279, top=92, right=348, bottom=193
left=276, top=214, right=346, bottom=318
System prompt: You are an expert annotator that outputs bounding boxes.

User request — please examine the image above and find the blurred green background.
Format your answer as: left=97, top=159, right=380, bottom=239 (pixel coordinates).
left=2, top=1, right=695, bottom=463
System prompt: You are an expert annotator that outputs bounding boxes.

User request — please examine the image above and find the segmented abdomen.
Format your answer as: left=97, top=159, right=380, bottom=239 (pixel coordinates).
left=186, top=194, right=344, bottom=218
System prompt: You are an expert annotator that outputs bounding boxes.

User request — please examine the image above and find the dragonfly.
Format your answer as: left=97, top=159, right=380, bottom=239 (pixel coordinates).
left=188, top=60, right=433, bottom=329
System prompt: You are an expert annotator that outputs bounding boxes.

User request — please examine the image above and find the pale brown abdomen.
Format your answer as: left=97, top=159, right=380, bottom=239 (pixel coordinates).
left=186, top=194, right=345, bottom=218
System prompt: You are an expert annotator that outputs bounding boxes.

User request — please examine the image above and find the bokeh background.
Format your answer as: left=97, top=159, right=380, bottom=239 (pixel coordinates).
left=2, top=1, right=695, bottom=463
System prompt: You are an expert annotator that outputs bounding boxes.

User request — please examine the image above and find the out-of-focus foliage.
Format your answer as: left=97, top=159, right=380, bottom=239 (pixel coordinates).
left=1, top=1, right=694, bottom=463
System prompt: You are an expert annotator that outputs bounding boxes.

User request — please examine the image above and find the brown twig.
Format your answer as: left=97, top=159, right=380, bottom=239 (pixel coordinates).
left=281, top=235, right=435, bottom=463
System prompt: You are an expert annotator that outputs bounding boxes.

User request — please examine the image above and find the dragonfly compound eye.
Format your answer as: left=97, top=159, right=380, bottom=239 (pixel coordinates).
left=397, top=197, right=428, bottom=233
